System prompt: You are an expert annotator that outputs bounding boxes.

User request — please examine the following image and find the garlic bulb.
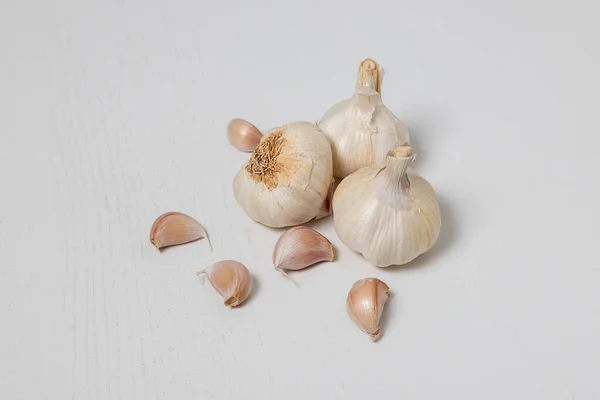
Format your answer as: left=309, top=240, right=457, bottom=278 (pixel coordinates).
left=233, top=121, right=333, bottom=228
left=227, top=118, right=262, bottom=152
left=333, top=144, right=440, bottom=267
left=197, top=260, right=253, bottom=307
left=347, top=278, right=391, bottom=341
left=318, top=58, right=410, bottom=178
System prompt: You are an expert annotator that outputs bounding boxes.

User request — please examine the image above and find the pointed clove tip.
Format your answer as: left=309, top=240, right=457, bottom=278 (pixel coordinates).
left=275, top=266, right=290, bottom=279
left=196, top=268, right=210, bottom=277
left=275, top=267, right=300, bottom=287
left=369, top=330, right=381, bottom=342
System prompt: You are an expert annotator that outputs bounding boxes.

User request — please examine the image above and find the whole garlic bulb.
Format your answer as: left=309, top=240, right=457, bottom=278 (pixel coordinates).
left=333, top=144, right=440, bottom=267
left=233, top=121, right=333, bottom=228
left=318, top=58, right=410, bottom=178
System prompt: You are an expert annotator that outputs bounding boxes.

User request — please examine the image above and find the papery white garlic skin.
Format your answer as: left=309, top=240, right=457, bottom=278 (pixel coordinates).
left=347, top=278, right=391, bottom=341
left=273, top=226, right=334, bottom=272
left=333, top=145, right=440, bottom=267
left=227, top=118, right=263, bottom=152
left=318, top=58, right=410, bottom=179
left=233, top=121, right=333, bottom=228
left=198, top=260, right=253, bottom=307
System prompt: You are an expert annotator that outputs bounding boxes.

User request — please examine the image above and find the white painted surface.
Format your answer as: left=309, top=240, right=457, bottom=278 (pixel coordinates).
left=1, top=0, right=599, bottom=399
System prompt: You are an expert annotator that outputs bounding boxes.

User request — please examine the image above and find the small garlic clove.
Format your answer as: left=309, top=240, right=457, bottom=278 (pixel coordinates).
left=347, top=278, right=391, bottom=341
left=150, top=212, right=211, bottom=250
left=197, top=260, right=253, bottom=307
left=273, top=226, right=334, bottom=273
left=227, top=118, right=263, bottom=152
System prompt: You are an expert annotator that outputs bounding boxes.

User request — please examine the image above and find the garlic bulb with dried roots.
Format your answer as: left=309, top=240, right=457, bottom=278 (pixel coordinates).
left=318, top=58, right=410, bottom=178
left=227, top=118, right=262, bottom=152
left=347, top=278, right=391, bottom=341
left=333, top=144, right=440, bottom=267
left=197, top=260, right=253, bottom=307
left=233, top=121, right=333, bottom=228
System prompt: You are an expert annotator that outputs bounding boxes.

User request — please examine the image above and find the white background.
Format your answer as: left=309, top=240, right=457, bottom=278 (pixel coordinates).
left=1, top=0, right=599, bottom=399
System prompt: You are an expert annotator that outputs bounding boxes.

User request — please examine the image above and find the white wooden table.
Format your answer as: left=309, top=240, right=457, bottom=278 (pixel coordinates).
left=2, top=1, right=599, bottom=399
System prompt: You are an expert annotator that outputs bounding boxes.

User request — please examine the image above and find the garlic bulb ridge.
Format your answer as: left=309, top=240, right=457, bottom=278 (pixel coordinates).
left=233, top=121, right=333, bottom=228
left=333, top=144, right=441, bottom=267
left=318, top=58, right=410, bottom=178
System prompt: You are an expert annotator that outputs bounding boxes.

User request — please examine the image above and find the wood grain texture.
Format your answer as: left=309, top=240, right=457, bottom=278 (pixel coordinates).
left=1, top=0, right=599, bottom=399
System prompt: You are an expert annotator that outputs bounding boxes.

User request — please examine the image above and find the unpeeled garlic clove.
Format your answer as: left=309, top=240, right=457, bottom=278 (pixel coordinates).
left=227, top=118, right=263, bottom=152
left=273, top=226, right=334, bottom=273
left=197, top=260, right=253, bottom=307
left=149, top=212, right=211, bottom=250
left=347, top=278, right=391, bottom=341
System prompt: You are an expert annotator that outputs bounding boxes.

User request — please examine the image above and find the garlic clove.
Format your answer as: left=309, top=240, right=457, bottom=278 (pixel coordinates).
left=150, top=212, right=211, bottom=250
left=197, top=260, right=253, bottom=307
left=347, top=278, right=391, bottom=341
left=227, top=118, right=263, bottom=152
left=273, top=226, right=334, bottom=273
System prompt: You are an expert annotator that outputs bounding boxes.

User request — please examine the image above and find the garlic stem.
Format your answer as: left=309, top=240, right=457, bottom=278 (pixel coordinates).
left=357, top=58, right=380, bottom=92
left=385, top=146, right=414, bottom=192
